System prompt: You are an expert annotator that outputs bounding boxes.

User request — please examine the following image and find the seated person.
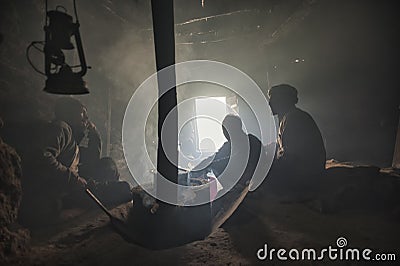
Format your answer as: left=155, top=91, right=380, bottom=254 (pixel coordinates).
left=53, top=98, right=130, bottom=207
left=55, top=98, right=119, bottom=182
left=18, top=100, right=87, bottom=227
left=192, top=115, right=267, bottom=190
left=18, top=98, right=130, bottom=227
left=265, top=84, right=326, bottom=200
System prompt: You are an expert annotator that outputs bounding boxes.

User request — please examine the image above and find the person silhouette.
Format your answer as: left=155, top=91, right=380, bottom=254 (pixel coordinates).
left=266, top=84, right=326, bottom=200
left=192, top=115, right=266, bottom=188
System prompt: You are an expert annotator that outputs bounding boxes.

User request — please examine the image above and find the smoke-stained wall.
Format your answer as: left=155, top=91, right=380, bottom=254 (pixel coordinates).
left=1, top=0, right=399, bottom=174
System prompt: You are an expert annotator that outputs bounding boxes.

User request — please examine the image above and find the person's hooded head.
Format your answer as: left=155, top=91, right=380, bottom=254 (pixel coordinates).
left=268, top=84, right=298, bottom=117
left=222, top=114, right=244, bottom=141
left=54, top=97, right=88, bottom=132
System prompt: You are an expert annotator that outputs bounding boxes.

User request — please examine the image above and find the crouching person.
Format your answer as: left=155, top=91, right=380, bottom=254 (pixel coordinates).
left=18, top=116, right=87, bottom=228
left=51, top=97, right=131, bottom=209
left=18, top=97, right=131, bottom=228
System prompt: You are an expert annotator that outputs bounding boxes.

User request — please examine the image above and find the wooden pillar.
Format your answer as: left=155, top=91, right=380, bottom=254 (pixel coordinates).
left=151, top=0, right=178, bottom=197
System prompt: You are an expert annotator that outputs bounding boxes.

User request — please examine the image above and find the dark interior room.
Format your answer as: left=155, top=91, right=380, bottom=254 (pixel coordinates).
left=1, top=0, right=399, bottom=265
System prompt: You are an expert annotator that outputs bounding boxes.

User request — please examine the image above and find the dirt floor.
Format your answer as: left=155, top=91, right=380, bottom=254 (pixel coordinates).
left=3, top=163, right=400, bottom=265
left=5, top=206, right=249, bottom=266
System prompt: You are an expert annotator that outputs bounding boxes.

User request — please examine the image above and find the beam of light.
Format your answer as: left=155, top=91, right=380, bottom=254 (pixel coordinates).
left=140, top=9, right=259, bottom=32
left=101, top=4, right=127, bottom=23
left=176, top=9, right=254, bottom=26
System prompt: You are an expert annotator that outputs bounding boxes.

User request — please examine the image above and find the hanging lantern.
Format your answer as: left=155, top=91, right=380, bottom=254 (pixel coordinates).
left=27, top=2, right=90, bottom=95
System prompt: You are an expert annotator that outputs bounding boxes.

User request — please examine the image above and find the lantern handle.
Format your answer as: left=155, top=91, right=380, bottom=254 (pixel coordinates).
left=44, top=0, right=79, bottom=23
left=26, top=41, right=46, bottom=76
left=73, top=0, right=79, bottom=23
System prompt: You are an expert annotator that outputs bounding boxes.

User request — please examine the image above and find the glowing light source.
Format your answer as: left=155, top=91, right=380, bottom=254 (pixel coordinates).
left=294, top=58, right=305, bottom=63
left=195, top=97, right=228, bottom=152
